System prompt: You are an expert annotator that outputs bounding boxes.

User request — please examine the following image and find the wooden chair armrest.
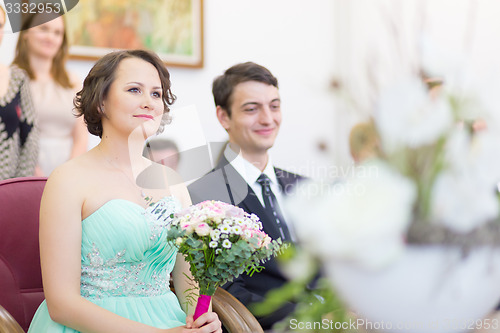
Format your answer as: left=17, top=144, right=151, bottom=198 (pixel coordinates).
left=212, top=288, right=264, bottom=333
left=0, top=305, right=24, bottom=333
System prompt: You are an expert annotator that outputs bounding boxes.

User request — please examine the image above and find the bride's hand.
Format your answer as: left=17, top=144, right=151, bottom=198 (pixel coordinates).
left=185, top=313, right=222, bottom=333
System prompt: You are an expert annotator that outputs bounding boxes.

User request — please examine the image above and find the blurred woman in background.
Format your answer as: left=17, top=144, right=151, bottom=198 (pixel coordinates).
left=13, top=9, right=87, bottom=176
left=0, top=4, right=38, bottom=180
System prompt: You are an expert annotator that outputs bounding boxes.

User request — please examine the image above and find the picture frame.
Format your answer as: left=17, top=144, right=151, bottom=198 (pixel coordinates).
left=64, top=0, right=203, bottom=68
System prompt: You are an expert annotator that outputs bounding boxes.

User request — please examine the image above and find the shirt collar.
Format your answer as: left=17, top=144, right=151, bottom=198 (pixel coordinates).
left=224, top=144, right=278, bottom=186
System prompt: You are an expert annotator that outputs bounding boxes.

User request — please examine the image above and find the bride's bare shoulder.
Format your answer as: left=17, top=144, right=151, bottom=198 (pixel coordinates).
left=47, top=151, right=102, bottom=189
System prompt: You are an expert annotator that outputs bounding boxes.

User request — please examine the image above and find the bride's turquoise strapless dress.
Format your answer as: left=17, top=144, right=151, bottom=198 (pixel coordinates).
left=28, top=197, right=187, bottom=332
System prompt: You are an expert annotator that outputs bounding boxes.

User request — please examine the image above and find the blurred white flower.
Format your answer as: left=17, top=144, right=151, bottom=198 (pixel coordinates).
left=431, top=172, right=499, bottom=233
left=446, top=129, right=500, bottom=187
left=375, top=77, right=453, bottom=152
left=429, top=127, right=500, bottom=233
left=469, top=132, right=500, bottom=185
left=442, top=66, right=500, bottom=130
left=443, top=126, right=470, bottom=172
left=287, top=161, right=416, bottom=269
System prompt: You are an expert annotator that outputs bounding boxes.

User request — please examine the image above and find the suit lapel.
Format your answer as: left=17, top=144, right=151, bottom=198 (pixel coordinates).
left=215, top=156, right=230, bottom=170
left=275, top=167, right=299, bottom=196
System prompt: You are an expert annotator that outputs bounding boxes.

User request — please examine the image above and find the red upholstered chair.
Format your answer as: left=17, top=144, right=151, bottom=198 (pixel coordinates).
left=0, top=177, right=47, bottom=332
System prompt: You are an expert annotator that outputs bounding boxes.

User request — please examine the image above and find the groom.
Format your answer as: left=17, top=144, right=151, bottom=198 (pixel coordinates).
left=188, top=62, right=304, bottom=330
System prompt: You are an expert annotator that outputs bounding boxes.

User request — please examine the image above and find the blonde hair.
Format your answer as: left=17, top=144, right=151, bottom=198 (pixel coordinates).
left=12, top=9, right=72, bottom=88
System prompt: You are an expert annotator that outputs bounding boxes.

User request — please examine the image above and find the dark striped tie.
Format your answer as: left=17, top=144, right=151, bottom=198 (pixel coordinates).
left=257, top=174, right=291, bottom=242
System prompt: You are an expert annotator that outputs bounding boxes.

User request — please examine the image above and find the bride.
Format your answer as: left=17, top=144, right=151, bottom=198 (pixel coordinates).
left=28, top=49, right=222, bottom=333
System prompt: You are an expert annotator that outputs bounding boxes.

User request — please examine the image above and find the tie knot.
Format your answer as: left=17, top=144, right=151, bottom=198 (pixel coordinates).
left=257, top=174, right=271, bottom=187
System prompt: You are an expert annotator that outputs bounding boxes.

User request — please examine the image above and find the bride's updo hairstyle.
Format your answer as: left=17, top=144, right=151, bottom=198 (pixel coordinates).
left=74, top=49, right=176, bottom=138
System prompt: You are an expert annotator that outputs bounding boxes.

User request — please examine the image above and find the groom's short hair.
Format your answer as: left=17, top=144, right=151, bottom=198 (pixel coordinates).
left=212, top=62, right=278, bottom=117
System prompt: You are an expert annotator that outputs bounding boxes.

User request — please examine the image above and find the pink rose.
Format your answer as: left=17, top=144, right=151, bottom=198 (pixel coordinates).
left=195, top=223, right=211, bottom=236
left=181, top=223, right=194, bottom=234
left=225, top=205, right=245, bottom=217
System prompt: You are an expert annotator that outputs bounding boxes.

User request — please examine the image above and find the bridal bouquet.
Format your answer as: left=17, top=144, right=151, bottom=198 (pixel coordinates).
left=166, top=200, right=286, bottom=320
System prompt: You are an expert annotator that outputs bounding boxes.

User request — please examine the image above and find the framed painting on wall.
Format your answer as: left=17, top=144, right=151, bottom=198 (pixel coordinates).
left=65, top=0, right=203, bottom=68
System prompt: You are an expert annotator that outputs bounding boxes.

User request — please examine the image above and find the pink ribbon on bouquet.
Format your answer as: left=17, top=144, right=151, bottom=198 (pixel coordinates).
left=193, top=294, right=212, bottom=321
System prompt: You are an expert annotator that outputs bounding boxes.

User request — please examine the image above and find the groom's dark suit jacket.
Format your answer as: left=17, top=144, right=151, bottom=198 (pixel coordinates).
left=187, top=156, right=303, bottom=330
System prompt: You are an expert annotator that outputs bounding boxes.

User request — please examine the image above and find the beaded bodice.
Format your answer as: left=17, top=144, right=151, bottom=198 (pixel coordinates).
left=80, top=197, right=181, bottom=299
